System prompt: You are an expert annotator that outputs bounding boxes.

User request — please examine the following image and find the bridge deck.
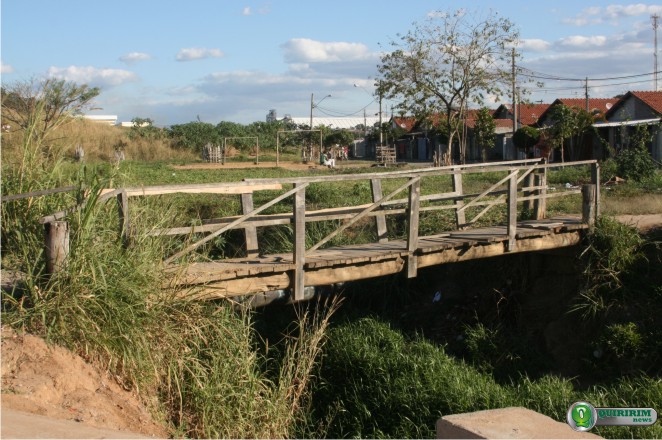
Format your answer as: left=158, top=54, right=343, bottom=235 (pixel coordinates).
left=170, top=216, right=587, bottom=300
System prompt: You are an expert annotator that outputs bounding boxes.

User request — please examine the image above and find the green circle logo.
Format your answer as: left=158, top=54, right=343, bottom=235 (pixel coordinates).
left=567, top=401, right=597, bottom=431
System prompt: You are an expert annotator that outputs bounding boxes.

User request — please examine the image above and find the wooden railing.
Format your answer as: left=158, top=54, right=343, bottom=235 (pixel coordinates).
left=35, top=158, right=600, bottom=299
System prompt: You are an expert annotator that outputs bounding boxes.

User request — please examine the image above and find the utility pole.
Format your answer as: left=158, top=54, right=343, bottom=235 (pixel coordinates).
left=511, top=48, right=517, bottom=136
left=585, top=77, right=589, bottom=112
left=653, top=14, right=659, bottom=91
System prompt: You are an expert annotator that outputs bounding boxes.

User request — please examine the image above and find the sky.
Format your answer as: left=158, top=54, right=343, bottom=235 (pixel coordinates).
left=2, top=1, right=662, bottom=126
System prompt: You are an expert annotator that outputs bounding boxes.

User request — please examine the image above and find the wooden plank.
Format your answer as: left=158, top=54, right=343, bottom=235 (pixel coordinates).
left=293, top=183, right=306, bottom=301
left=1, top=185, right=76, bottom=202
left=582, top=184, right=596, bottom=228
left=100, top=183, right=282, bottom=197
left=452, top=170, right=466, bottom=229
left=371, top=178, right=389, bottom=243
left=407, top=178, right=421, bottom=278
left=507, top=170, right=518, bottom=251
left=534, top=170, right=547, bottom=220
left=241, top=193, right=259, bottom=258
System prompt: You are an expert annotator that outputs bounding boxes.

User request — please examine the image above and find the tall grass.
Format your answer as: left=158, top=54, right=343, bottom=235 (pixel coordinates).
left=1, top=115, right=339, bottom=438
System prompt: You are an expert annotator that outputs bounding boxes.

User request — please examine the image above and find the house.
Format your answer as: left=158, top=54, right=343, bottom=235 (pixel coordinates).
left=536, top=98, right=619, bottom=161
left=491, top=103, right=551, bottom=160
left=593, top=91, right=662, bottom=162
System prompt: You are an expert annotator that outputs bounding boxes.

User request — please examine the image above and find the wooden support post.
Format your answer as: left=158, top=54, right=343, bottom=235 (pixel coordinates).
left=116, top=190, right=131, bottom=248
left=534, top=171, right=547, bottom=220
left=582, top=184, right=597, bottom=228
left=406, top=178, right=421, bottom=278
left=523, top=173, right=534, bottom=214
left=370, top=178, right=388, bottom=243
left=591, top=162, right=600, bottom=217
left=241, top=193, right=259, bottom=257
left=507, top=169, right=518, bottom=251
left=452, top=170, right=466, bottom=229
left=293, top=184, right=306, bottom=301
left=44, top=221, right=69, bottom=274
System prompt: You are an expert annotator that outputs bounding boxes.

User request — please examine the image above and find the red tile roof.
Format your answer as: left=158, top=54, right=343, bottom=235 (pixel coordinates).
left=556, top=98, right=619, bottom=114
left=630, top=91, right=662, bottom=114
left=517, top=103, right=551, bottom=126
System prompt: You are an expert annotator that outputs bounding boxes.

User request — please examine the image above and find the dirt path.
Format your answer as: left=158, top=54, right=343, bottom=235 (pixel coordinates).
left=615, top=214, right=662, bottom=233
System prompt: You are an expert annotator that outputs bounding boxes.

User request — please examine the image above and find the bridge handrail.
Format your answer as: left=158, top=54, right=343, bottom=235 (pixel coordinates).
left=40, top=159, right=600, bottom=298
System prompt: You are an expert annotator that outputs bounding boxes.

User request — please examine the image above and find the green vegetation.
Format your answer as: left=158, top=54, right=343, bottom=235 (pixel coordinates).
left=2, top=78, right=661, bottom=438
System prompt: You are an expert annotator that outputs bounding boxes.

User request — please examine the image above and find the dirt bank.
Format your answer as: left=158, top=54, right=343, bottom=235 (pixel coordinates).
left=1, top=326, right=168, bottom=438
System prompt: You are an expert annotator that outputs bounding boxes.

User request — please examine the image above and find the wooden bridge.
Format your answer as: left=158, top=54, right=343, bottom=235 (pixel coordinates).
left=39, top=159, right=600, bottom=305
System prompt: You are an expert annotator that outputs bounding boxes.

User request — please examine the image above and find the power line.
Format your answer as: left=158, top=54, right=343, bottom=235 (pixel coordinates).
left=517, top=67, right=661, bottom=82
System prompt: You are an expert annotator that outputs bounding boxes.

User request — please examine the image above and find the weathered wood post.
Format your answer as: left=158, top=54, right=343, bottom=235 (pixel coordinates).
left=591, top=161, right=601, bottom=217
left=44, top=221, right=69, bottom=274
left=370, top=178, right=388, bottom=243
left=406, top=177, right=421, bottom=278
left=116, top=189, right=131, bottom=248
left=523, top=172, right=534, bottom=214
left=582, top=184, right=597, bottom=228
left=452, top=169, right=466, bottom=229
left=293, top=183, right=306, bottom=301
left=507, top=169, right=518, bottom=251
left=241, top=193, right=259, bottom=257
left=534, top=160, right=547, bottom=220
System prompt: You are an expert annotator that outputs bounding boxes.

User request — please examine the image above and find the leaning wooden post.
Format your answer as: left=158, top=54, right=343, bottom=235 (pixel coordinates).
left=116, top=189, right=131, bottom=248
left=506, top=169, right=518, bottom=251
left=44, top=221, right=69, bottom=274
left=292, top=183, right=306, bottom=301
left=406, top=177, right=421, bottom=278
left=370, top=178, right=388, bottom=243
left=582, top=184, right=597, bottom=229
left=452, top=169, right=466, bottom=229
left=241, top=193, right=260, bottom=258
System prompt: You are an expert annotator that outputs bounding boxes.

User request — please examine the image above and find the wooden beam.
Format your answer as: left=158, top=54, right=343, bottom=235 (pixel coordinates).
left=100, top=182, right=282, bottom=197
left=241, top=193, right=259, bottom=258
left=452, top=170, right=466, bottom=229
left=582, top=184, right=596, bottom=228
left=507, top=170, right=518, bottom=251
left=293, top=183, right=306, bottom=301
left=371, top=178, right=389, bottom=243
left=407, top=178, right=420, bottom=278
left=1, top=185, right=76, bottom=203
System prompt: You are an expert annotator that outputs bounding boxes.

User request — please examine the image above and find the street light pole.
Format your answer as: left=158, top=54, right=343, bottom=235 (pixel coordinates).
left=309, top=93, right=331, bottom=161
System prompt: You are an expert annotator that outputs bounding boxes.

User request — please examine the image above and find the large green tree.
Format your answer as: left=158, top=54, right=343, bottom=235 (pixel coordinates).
left=377, top=9, right=519, bottom=164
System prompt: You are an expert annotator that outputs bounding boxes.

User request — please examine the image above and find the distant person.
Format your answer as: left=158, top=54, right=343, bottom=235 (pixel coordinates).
left=320, top=150, right=335, bottom=168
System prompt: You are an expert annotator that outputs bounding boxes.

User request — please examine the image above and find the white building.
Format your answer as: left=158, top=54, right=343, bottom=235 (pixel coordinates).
left=82, top=115, right=118, bottom=125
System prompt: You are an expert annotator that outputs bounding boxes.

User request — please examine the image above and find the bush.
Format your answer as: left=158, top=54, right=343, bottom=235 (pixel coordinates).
left=615, top=125, right=657, bottom=182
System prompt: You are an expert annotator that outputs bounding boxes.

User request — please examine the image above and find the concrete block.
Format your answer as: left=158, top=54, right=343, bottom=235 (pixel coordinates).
left=436, top=407, right=602, bottom=439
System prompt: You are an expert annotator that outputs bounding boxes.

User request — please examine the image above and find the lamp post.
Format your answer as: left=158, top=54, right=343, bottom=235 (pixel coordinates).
left=309, top=93, right=331, bottom=161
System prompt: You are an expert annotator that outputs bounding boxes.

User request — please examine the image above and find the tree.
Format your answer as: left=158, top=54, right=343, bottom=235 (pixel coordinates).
left=1, top=77, right=100, bottom=149
left=377, top=9, right=519, bottom=164
left=513, top=126, right=539, bottom=158
left=548, top=104, right=596, bottom=162
left=473, top=107, right=496, bottom=162
left=168, top=122, right=220, bottom=151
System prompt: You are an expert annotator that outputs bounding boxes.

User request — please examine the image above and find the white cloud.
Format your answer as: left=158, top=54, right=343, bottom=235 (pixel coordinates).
left=47, top=65, right=138, bottom=87
left=558, top=35, right=608, bottom=48
left=520, top=39, right=551, bottom=52
left=242, top=7, right=252, bottom=16
left=281, top=38, right=372, bottom=63
left=1, top=62, right=14, bottom=73
left=119, top=52, right=152, bottom=64
left=563, top=4, right=662, bottom=26
left=176, top=47, right=225, bottom=61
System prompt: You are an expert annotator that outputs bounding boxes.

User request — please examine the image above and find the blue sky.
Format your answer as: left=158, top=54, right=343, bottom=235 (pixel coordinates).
left=2, top=1, right=662, bottom=126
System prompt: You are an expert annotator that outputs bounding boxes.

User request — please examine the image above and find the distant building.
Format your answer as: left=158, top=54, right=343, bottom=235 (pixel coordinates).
left=82, top=115, right=118, bottom=125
